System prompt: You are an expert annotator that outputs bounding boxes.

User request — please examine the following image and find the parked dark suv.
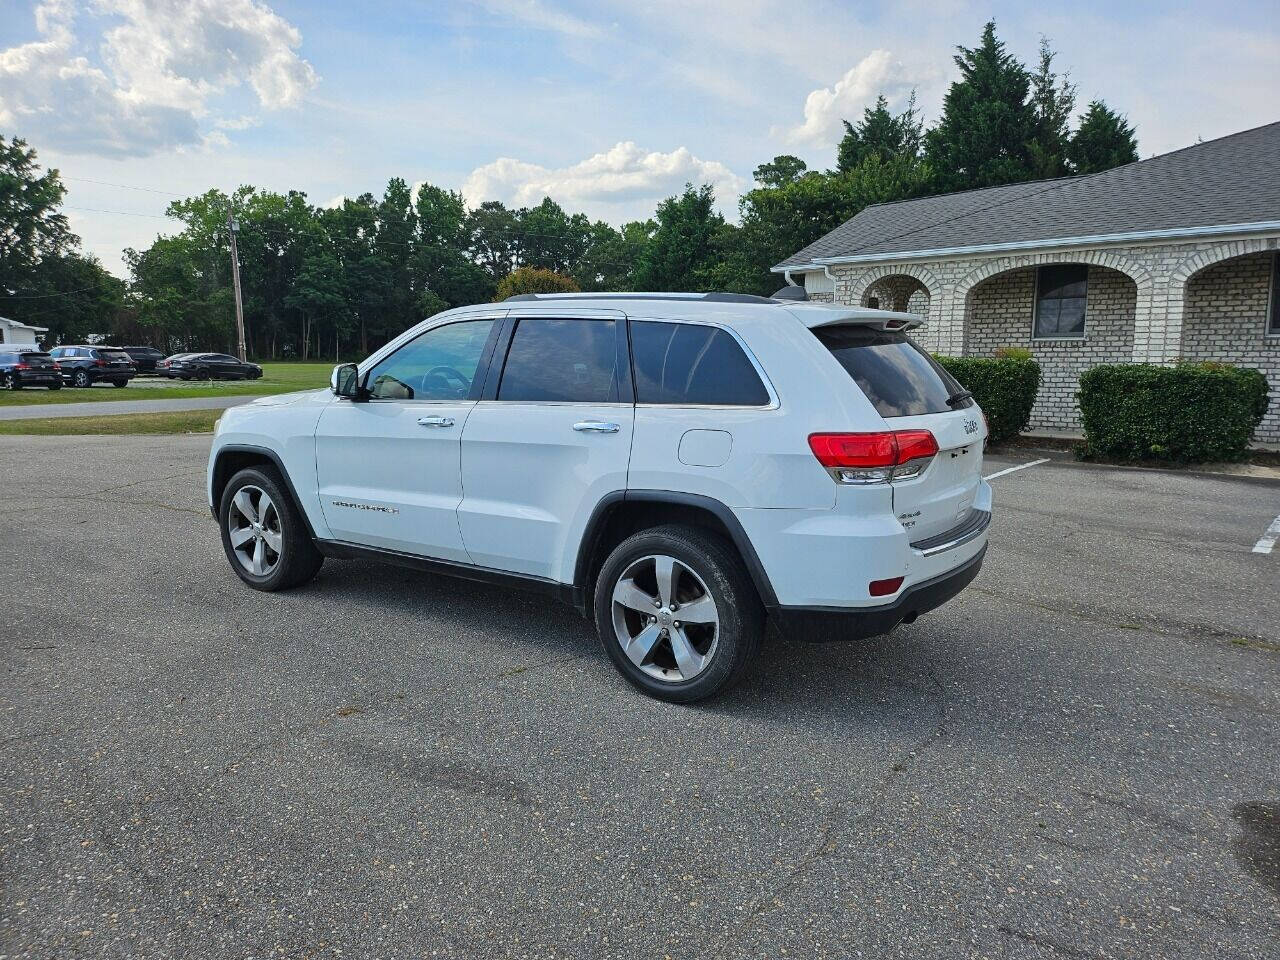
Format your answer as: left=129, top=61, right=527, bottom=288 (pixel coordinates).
left=48, top=345, right=137, bottom=388
left=121, top=345, right=166, bottom=375
left=0, top=350, right=63, bottom=390
left=160, top=353, right=263, bottom=380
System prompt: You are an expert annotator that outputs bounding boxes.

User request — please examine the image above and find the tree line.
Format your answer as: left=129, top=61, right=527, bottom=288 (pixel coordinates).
left=1, top=21, right=1138, bottom=359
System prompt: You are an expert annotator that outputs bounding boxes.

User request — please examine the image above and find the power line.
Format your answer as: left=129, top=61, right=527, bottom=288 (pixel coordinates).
left=62, top=176, right=186, bottom=197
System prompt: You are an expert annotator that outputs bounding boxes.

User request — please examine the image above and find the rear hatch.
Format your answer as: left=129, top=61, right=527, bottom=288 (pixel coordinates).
left=811, top=323, right=985, bottom=542
left=98, top=349, right=135, bottom=370
left=20, top=352, right=57, bottom=371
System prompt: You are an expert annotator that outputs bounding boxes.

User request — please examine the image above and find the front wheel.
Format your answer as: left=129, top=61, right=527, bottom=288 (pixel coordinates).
left=72, top=369, right=91, bottom=388
left=2, top=373, right=19, bottom=390
left=594, top=524, right=763, bottom=703
left=219, top=466, right=323, bottom=591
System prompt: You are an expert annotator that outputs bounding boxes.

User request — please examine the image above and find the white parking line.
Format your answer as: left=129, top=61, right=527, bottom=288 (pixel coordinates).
left=1253, top=514, right=1280, bottom=554
left=984, top=458, right=1050, bottom=481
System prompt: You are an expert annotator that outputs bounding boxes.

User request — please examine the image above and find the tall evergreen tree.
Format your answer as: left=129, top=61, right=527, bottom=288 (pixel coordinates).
left=924, top=20, right=1038, bottom=191
left=837, top=93, right=923, bottom=173
left=753, top=155, right=809, bottom=188
left=1028, top=37, right=1076, bottom=178
left=1069, top=100, right=1139, bottom=174
left=633, top=184, right=724, bottom=292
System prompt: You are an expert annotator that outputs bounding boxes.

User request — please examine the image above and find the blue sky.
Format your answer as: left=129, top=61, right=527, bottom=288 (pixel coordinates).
left=2, top=0, right=1277, bottom=275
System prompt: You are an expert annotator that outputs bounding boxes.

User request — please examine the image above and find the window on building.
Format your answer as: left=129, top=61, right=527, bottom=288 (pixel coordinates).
left=630, top=321, right=771, bottom=406
left=1270, top=252, right=1280, bottom=336
left=1033, top=264, right=1088, bottom=340
left=497, top=318, right=618, bottom=403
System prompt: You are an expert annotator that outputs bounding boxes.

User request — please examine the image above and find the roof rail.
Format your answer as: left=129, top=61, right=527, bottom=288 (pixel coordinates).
left=503, top=291, right=781, bottom=304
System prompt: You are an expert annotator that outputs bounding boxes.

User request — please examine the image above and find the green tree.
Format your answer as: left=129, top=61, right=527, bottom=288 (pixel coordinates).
left=495, top=266, right=579, bottom=300
left=1069, top=100, right=1139, bottom=174
left=1028, top=37, right=1076, bottom=178
left=0, top=135, right=74, bottom=298
left=414, top=182, right=493, bottom=308
left=467, top=201, right=519, bottom=279
left=752, top=155, right=809, bottom=188
left=925, top=20, right=1038, bottom=191
left=517, top=197, right=592, bottom=273
left=837, top=93, right=923, bottom=172
left=633, top=184, right=726, bottom=292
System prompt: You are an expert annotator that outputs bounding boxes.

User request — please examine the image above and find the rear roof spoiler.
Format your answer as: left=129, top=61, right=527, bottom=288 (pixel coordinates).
left=791, top=305, right=925, bottom=332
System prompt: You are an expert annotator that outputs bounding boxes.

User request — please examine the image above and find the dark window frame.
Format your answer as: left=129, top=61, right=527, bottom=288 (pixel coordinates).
left=362, top=317, right=504, bottom=404
left=627, top=318, right=775, bottom=408
left=1032, top=264, right=1089, bottom=341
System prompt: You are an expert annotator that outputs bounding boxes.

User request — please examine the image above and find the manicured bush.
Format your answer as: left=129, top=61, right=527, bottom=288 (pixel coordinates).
left=934, top=354, right=1041, bottom=443
left=1078, top=362, right=1269, bottom=463
left=495, top=267, right=579, bottom=301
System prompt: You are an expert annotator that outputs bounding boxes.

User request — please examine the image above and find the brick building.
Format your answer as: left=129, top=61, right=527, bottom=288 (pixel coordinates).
left=775, top=122, right=1280, bottom=445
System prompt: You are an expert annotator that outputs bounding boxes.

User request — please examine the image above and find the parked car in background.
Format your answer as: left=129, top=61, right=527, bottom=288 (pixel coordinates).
left=48, top=345, right=137, bottom=388
left=0, top=349, right=62, bottom=390
left=161, top=353, right=264, bottom=381
left=121, top=345, right=166, bottom=375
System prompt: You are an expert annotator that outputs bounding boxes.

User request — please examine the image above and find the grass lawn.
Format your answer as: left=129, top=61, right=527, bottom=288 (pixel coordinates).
left=0, top=362, right=332, bottom=407
left=0, top=410, right=223, bottom=435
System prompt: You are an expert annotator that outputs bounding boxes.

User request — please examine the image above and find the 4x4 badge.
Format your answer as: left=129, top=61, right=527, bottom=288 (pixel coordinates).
left=963, top=418, right=979, bottom=434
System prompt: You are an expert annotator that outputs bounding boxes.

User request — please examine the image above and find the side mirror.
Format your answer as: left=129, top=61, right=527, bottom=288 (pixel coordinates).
left=331, top=363, right=364, bottom=400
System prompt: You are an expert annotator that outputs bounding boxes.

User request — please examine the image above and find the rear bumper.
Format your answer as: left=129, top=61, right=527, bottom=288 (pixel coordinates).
left=17, top=372, right=61, bottom=385
left=769, top=543, right=986, bottom=642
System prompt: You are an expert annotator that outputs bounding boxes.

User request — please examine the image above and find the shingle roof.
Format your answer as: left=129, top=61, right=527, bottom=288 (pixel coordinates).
left=775, top=121, right=1280, bottom=270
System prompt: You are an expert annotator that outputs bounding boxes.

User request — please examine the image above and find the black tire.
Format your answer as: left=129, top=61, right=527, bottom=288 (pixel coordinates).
left=49, top=382, right=61, bottom=391
left=196, top=368, right=211, bottom=381
left=111, top=380, right=128, bottom=388
left=3, top=373, right=19, bottom=390
left=218, top=466, right=323, bottom=592
left=593, top=524, right=763, bottom=703
left=72, top=369, right=91, bottom=388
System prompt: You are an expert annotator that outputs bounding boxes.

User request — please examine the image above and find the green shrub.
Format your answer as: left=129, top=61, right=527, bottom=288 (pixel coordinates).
left=934, top=354, right=1041, bottom=443
left=1078, top=362, right=1268, bottom=463
left=495, top=267, right=579, bottom=301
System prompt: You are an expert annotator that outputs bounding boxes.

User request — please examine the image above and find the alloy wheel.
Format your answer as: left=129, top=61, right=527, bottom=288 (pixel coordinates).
left=227, top=484, right=283, bottom=577
left=610, top=554, right=719, bottom=683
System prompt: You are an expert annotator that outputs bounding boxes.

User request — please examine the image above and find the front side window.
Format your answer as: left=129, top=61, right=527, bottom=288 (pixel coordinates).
left=365, top=318, right=496, bottom=401
left=1033, top=264, right=1088, bottom=339
left=497, top=318, right=618, bottom=403
left=630, top=321, right=770, bottom=406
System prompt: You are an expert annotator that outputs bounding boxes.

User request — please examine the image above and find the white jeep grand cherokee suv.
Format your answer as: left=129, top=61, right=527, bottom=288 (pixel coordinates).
left=208, top=292, right=991, bottom=702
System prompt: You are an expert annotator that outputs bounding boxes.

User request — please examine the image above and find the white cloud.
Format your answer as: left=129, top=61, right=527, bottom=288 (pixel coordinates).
left=476, top=0, right=606, bottom=40
left=0, top=0, right=316, bottom=158
left=782, top=50, right=934, bottom=147
left=461, top=141, right=746, bottom=218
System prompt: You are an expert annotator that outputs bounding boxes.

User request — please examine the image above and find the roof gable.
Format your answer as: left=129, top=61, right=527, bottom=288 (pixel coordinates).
left=777, top=121, right=1280, bottom=269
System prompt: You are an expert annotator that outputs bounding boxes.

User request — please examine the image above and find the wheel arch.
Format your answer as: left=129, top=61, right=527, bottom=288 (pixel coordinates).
left=210, top=444, right=318, bottom=539
left=573, top=490, right=779, bottom=615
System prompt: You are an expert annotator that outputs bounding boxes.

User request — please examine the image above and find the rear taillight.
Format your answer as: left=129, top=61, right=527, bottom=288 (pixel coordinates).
left=14, top=363, right=29, bottom=371
left=808, top=430, right=939, bottom=484
left=94, top=358, right=107, bottom=367
left=52, top=363, right=61, bottom=370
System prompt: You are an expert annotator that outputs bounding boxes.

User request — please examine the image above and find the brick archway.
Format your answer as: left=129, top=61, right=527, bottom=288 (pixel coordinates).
left=955, top=249, right=1153, bottom=301
left=844, top=263, right=942, bottom=307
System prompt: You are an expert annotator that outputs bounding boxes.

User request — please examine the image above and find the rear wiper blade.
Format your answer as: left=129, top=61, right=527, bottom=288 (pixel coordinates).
left=946, top=390, right=973, bottom=407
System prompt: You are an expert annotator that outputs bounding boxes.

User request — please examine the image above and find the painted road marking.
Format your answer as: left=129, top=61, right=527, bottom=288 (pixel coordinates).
left=984, top=458, right=1050, bottom=481
left=1253, top=514, right=1280, bottom=554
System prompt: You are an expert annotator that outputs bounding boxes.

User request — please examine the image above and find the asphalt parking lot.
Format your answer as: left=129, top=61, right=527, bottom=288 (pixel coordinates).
left=2, top=435, right=1278, bottom=959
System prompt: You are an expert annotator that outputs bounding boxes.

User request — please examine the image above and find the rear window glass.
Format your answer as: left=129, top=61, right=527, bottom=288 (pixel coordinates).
left=630, top=321, right=770, bottom=406
left=812, top=326, right=969, bottom=418
left=98, top=350, right=131, bottom=361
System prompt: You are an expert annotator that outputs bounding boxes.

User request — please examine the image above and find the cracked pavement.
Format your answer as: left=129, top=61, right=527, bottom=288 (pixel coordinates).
left=1, top=435, right=1278, bottom=958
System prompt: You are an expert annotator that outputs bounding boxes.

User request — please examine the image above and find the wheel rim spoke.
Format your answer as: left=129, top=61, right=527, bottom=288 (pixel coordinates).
left=229, top=526, right=255, bottom=548
left=668, top=628, right=706, bottom=679
left=674, top=593, right=717, bottom=625
left=622, top=622, right=663, bottom=668
left=232, top=489, right=258, bottom=524
left=613, top=577, right=656, bottom=613
left=653, top=556, right=678, bottom=608
left=261, top=527, right=282, bottom=554
left=251, top=538, right=266, bottom=575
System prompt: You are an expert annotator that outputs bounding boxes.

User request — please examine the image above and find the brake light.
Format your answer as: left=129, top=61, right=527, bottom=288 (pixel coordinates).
left=14, top=363, right=29, bottom=370
left=808, top=430, right=939, bottom=484
left=95, top=358, right=107, bottom=367
left=52, top=363, right=61, bottom=370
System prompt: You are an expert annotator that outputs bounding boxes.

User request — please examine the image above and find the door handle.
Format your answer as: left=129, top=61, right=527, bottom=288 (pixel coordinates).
left=417, top=415, right=455, bottom=428
left=573, top=420, right=620, bottom=434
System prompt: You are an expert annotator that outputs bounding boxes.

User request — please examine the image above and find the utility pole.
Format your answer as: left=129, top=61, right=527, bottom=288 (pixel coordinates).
left=227, top=206, right=247, bottom=362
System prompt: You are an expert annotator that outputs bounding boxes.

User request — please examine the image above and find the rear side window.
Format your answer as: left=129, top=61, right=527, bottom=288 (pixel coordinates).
left=497, top=318, right=618, bottom=403
left=630, top=321, right=770, bottom=406
left=813, top=326, right=968, bottom=418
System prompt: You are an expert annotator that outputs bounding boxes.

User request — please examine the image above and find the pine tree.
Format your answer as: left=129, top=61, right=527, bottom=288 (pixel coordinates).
left=1028, top=37, right=1076, bottom=178
left=1069, top=100, right=1139, bottom=174
left=924, top=20, right=1038, bottom=192
left=837, top=93, right=923, bottom=173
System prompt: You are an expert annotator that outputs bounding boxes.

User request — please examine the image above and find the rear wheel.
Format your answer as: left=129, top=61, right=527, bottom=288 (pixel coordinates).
left=196, top=368, right=211, bottom=381
left=111, top=380, right=128, bottom=388
left=3, top=373, right=19, bottom=390
left=219, top=466, right=323, bottom=591
left=49, top=382, right=61, bottom=391
left=594, top=524, right=762, bottom=703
